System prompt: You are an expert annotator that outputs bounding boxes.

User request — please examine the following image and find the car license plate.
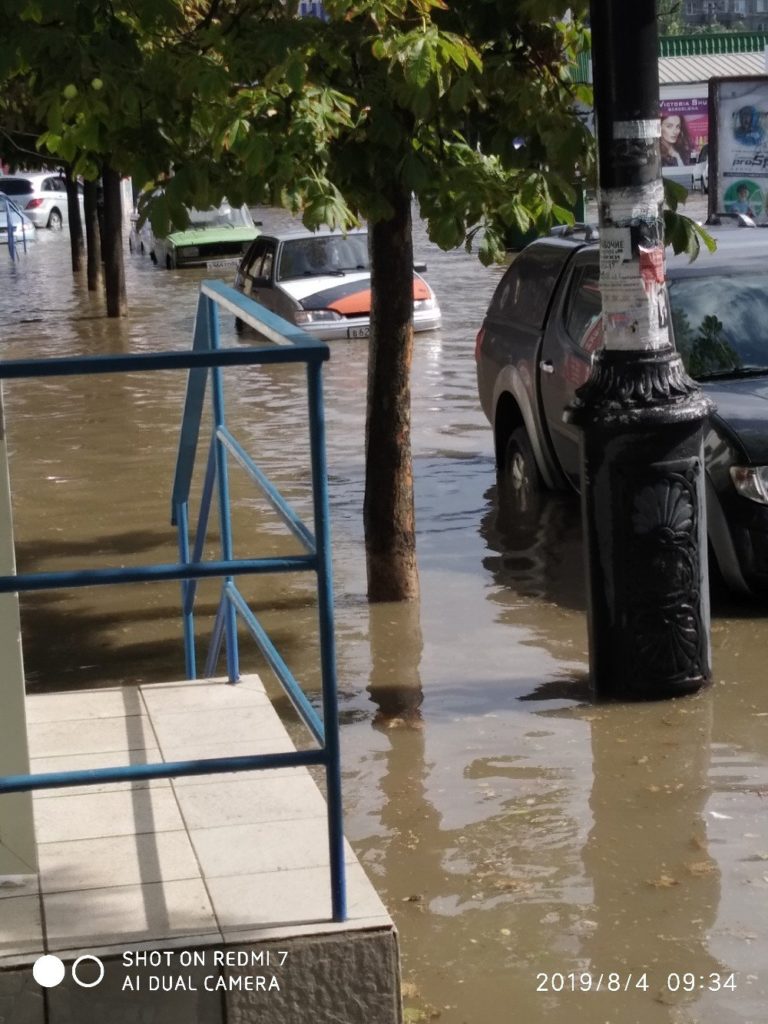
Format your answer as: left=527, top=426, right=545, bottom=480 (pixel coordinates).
left=206, top=258, right=239, bottom=270
left=347, top=326, right=370, bottom=339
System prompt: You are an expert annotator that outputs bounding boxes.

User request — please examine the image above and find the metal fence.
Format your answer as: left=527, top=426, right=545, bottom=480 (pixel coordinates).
left=0, top=281, right=347, bottom=921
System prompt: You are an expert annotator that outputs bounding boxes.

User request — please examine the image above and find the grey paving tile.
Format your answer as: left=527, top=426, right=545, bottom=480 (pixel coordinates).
left=209, top=862, right=388, bottom=931
left=25, top=688, right=144, bottom=725
left=161, top=736, right=299, bottom=776
left=0, top=874, right=38, bottom=900
left=0, top=896, right=43, bottom=957
left=173, top=774, right=327, bottom=831
left=27, top=715, right=155, bottom=759
left=189, top=819, right=356, bottom=878
left=149, top=706, right=291, bottom=755
left=38, top=831, right=201, bottom=893
left=29, top=748, right=169, bottom=795
left=44, top=878, right=220, bottom=951
left=140, top=675, right=270, bottom=715
left=33, top=787, right=184, bottom=844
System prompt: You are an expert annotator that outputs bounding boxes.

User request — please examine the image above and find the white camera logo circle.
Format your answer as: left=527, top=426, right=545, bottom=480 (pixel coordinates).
left=33, top=954, right=105, bottom=988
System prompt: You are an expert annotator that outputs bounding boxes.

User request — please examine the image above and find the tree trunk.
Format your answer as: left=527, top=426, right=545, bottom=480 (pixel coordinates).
left=64, top=166, right=84, bottom=273
left=364, top=187, right=419, bottom=602
left=83, top=179, right=102, bottom=292
left=102, top=163, right=127, bottom=317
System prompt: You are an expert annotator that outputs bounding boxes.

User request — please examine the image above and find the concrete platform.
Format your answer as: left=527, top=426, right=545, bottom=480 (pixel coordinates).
left=0, top=676, right=402, bottom=1024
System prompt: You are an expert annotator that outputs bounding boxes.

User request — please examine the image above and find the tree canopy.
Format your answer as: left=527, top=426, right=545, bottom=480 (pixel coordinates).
left=1, top=1, right=596, bottom=258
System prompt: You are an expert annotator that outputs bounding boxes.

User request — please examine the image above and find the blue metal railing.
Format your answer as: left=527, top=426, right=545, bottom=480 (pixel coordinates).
left=1, top=193, right=32, bottom=261
left=0, top=282, right=346, bottom=921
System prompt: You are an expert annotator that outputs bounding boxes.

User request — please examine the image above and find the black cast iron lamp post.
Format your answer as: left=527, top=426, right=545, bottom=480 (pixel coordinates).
left=567, top=0, right=713, bottom=700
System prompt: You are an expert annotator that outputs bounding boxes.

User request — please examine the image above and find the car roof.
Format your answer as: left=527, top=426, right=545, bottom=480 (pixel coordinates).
left=525, top=223, right=768, bottom=277
left=0, top=171, right=57, bottom=181
left=260, top=227, right=368, bottom=243
left=666, top=225, right=768, bottom=275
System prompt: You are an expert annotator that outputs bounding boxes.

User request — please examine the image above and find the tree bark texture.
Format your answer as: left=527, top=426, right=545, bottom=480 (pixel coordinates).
left=64, top=167, right=84, bottom=274
left=83, top=179, right=102, bottom=293
left=364, top=188, right=419, bottom=602
left=102, top=163, right=126, bottom=317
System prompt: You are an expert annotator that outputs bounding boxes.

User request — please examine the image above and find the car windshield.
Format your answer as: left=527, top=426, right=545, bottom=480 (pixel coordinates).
left=277, top=235, right=369, bottom=280
left=0, top=179, right=33, bottom=196
left=186, top=204, right=253, bottom=230
left=669, top=272, right=768, bottom=380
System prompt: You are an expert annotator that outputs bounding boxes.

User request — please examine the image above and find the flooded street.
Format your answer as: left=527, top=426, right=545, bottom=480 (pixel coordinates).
left=2, top=210, right=768, bottom=1023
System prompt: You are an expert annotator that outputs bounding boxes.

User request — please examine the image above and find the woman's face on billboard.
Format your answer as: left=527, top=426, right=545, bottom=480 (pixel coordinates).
left=661, top=115, right=682, bottom=146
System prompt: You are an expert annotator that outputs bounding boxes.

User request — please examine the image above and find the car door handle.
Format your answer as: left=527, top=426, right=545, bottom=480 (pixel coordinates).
left=540, top=360, right=555, bottom=374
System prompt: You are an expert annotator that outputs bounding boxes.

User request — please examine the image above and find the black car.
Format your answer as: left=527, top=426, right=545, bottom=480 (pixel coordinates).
left=475, top=224, right=768, bottom=596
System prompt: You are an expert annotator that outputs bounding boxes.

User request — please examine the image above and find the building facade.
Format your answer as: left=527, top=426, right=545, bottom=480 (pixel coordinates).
left=683, top=0, right=768, bottom=30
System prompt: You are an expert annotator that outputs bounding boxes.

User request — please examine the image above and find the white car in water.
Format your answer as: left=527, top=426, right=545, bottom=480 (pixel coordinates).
left=232, top=228, right=441, bottom=339
left=0, top=172, right=77, bottom=230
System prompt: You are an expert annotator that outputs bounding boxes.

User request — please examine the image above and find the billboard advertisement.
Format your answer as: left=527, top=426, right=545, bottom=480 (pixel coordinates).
left=660, top=97, right=709, bottom=168
left=710, top=76, right=768, bottom=224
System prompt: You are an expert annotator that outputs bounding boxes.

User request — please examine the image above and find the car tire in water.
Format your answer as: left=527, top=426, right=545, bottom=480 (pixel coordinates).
left=498, top=426, right=542, bottom=532
left=47, top=209, right=63, bottom=231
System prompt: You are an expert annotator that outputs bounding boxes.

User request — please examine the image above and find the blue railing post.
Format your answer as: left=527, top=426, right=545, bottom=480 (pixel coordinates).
left=206, top=295, right=240, bottom=683
left=306, top=361, right=346, bottom=922
left=176, top=500, right=196, bottom=679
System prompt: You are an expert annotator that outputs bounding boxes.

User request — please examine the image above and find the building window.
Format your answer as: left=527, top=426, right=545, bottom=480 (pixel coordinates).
left=731, top=0, right=745, bottom=12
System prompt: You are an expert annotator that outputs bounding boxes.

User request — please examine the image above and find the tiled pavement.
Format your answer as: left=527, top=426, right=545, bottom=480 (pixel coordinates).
left=1, top=675, right=390, bottom=965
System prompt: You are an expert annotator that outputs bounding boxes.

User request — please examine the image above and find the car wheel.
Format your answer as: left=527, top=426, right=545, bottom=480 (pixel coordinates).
left=47, top=208, right=63, bottom=231
left=498, top=426, right=542, bottom=526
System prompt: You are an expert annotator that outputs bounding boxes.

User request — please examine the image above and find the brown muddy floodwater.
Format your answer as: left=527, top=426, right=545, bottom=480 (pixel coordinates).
left=2, top=209, right=768, bottom=1024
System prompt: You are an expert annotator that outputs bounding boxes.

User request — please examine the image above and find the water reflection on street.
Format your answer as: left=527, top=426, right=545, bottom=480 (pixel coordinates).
left=2, top=210, right=768, bottom=1023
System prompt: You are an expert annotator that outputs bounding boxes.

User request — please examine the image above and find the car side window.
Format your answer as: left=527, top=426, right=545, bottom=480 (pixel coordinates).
left=487, top=245, right=573, bottom=330
left=42, top=178, right=57, bottom=192
left=259, top=245, right=275, bottom=281
left=243, top=240, right=268, bottom=279
left=565, top=264, right=603, bottom=353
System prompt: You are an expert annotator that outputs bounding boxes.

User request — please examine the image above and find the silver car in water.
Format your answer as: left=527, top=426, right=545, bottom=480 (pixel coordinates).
left=0, top=172, right=77, bottom=230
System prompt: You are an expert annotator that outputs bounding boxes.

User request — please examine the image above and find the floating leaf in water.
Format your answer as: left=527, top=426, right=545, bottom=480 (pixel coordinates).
left=647, top=874, right=679, bottom=888
left=686, top=860, right=717, bottom=876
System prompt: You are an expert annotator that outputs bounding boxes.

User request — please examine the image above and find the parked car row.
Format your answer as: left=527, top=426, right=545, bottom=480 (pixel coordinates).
left=131, top=205, right=442, bottom=340
left=475, top=222, right=768, bottom=597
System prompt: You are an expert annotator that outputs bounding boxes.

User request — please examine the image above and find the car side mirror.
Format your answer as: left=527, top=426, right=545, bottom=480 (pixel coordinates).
left=414, top=262, right=427, bottom=273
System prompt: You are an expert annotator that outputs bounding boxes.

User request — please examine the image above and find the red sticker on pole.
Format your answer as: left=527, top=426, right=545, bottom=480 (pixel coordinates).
left=639, top=245, right=665, bottom=287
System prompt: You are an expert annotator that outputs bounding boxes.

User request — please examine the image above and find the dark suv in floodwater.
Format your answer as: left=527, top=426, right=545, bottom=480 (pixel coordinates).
left=475, top=224, right=768, bottom=596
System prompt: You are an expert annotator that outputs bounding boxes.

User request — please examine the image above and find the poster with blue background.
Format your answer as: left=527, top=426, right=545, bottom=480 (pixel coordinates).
left=711, top=77, right=768, bottom=225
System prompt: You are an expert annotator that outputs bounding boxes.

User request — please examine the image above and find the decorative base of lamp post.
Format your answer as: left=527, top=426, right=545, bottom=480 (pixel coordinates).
left=567, top=346, right=714, bottom=701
